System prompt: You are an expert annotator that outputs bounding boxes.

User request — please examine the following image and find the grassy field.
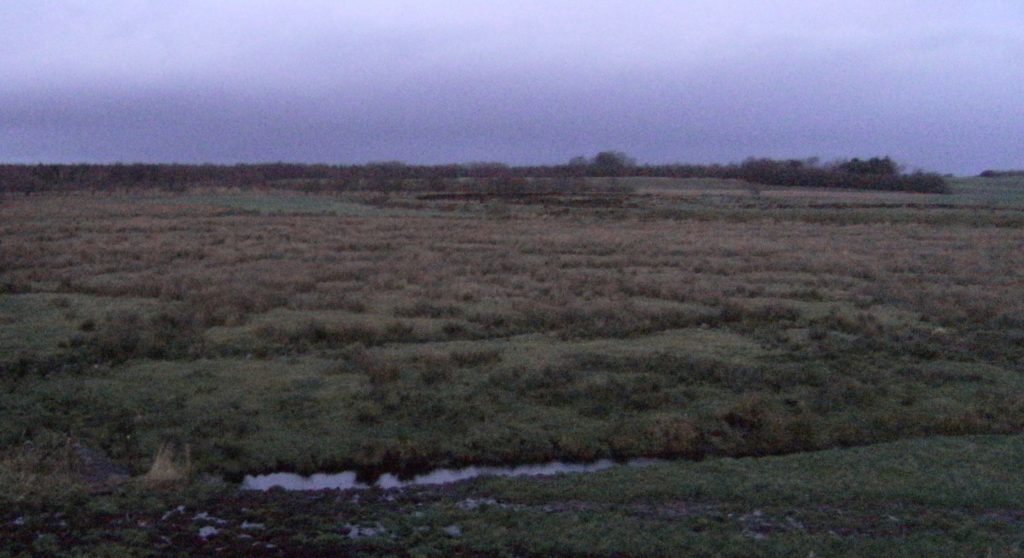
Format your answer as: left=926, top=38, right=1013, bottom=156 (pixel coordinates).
left=2, top=176, right=1023, bottom=554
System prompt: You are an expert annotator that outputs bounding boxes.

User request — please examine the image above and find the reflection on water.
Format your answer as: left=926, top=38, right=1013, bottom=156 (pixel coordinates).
left=242, top=458, right=662, bottom=491
left=243, top=471, right=367, bottom=491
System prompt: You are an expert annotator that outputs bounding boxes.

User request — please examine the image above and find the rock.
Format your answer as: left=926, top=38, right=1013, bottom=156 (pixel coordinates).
left=345, top=523, right=386, bottom=540
left=193, top=512, right=228, bottom=525
left=443, top=525, right=462, bottom=537
left=198, top=526, right=220, bottom=540
left=457, top=497, right=499, bottom=510
left=160, top=505, right=186, bottom=522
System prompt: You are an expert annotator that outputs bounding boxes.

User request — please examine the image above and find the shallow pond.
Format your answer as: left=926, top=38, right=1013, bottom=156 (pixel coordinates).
left=242, top=458, right=662, bottom=491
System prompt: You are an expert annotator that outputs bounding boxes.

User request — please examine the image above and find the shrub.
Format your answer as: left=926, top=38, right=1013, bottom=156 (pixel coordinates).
left=718, top=395, right=819, bottom=455
left=979, top=170, right=1024, bottom=178
left=644, top=414, right=701, bottom=456
left=189, top=289, right=287, bottom=327
left=717, top=301, right=802, bottom=327
left=256, top=320, right=415, bottom=348
left=0, top=436, right=86, bottom=504
left=356, top=352, right=401, bottom=386
left=441, top=320, right=469, bottom=337
left=413, top=350, right=453, bottom=385
left=0, top=280, right=30, bottom=294
left=836, top=156, right=899, bottom=176
left=811, top=378, right=875, bottom=412
left=393, top=301, right=460, bottom=319
left=72, top=308, right=204, bottom=362
left=449, top=348, right=501, bottom=368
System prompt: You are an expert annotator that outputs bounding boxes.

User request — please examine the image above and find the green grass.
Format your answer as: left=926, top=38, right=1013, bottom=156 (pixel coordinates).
left=154, top=192, right=451, bottom=217
left=4, top=325, right=1023, bottom=480
left=4, top=435, right=1022, bottom=556
left=479, top=434, right=1024, bottom=509
left=0, top=293, right=159, bottom=363
left=947, top=175, right=1024, bottom=206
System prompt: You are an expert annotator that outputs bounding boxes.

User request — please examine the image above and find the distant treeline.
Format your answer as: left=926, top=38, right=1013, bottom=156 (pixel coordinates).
left=979, top=170, right=1024, bottom=178
left=0, top=154, right=949, bottom=194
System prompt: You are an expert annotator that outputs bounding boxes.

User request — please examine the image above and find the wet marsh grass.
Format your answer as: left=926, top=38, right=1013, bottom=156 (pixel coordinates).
left=6, top=435, right=1024, bottom=556
left=1, top=178, right=1024, bottom=480
left=0, top=435, right=86, bottom=504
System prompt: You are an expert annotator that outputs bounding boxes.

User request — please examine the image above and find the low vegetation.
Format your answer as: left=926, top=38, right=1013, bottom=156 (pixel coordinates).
left=2, top=435, right=1023, bottom=555
left=1, top=174, right=1022, bottom=555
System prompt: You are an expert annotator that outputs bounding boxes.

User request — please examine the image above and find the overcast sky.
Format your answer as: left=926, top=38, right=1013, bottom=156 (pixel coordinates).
left=1, top=1, right=1021, bottom=173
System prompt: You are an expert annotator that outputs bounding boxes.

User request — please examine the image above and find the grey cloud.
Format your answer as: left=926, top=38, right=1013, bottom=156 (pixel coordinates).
left=1, top=1, right=1022, bottom=172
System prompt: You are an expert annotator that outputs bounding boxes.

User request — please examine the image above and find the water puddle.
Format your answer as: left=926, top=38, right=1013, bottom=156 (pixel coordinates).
left=242, top=458, right=662, bottom=491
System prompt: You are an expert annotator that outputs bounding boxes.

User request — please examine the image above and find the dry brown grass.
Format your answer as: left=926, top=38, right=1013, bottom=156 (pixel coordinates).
left=0, top=443, right=77, bottom=503
left=0, top=438, right=97, bottom=503
left=4, top=194, right=1019, bottom=337
left=2, top=189, right=1023, bottom=474
left=143, top=442, right=192, bottom=485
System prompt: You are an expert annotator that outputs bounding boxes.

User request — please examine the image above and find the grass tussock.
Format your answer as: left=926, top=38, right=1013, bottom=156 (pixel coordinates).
left=68, top=309, right=205, bottom=362
left=0, top=437, right=86, bottom=504
left=143, top=442, right=192, bottom=485
left=1, top=183, right=1023, bottom=478
left=255, top=319, right=415, bottom=349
